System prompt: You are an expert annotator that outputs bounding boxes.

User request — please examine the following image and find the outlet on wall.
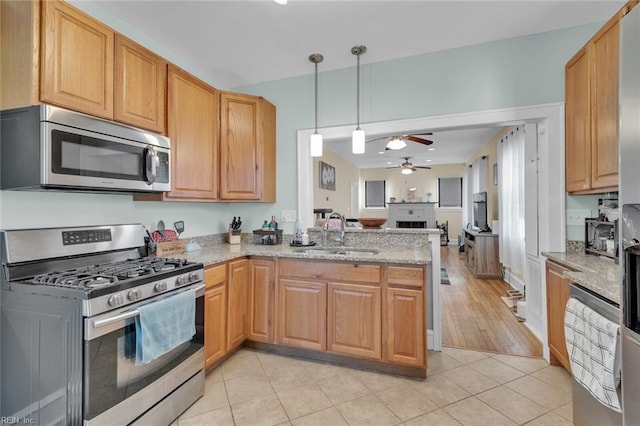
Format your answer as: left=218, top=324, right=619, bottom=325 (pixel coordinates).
left=566, top=209, right=592, bottom=226
left=281, top=210, right=297, bottom=223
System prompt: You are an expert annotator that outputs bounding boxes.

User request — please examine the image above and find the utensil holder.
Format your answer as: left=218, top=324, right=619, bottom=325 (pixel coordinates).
left=228, top=228, right=241, bottom=245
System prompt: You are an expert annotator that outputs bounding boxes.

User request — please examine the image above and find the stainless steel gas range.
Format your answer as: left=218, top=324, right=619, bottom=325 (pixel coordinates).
left=0, top=224, right=205, bottom=425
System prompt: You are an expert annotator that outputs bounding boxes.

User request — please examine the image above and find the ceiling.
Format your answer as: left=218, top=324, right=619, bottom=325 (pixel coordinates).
left=324, top=127, right=505, bottom=169
left=82, top=0, right=623, bottom=89
left=78, top=0, right=622, bottom=169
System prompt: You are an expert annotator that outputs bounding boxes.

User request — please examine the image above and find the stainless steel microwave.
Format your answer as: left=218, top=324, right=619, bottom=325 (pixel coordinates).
left=0, top=105, right=170, bottom=193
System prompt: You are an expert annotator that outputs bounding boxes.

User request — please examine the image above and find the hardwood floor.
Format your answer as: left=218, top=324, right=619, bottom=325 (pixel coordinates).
left=440, top=245, right=543, bottom=357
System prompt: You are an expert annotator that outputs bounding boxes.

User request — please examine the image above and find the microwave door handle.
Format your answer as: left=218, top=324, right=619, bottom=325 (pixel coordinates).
left=144, top=147, right=157, bottom=184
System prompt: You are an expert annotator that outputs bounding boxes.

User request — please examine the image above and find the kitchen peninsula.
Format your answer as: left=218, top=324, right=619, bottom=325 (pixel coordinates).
left=179, top=227, right=440, bottom=378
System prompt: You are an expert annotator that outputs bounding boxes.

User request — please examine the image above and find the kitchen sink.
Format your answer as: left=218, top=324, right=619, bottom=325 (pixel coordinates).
left=295, top=247, right=379, bottom=256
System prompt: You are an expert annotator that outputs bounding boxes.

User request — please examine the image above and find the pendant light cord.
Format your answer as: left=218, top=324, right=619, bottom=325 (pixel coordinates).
left=356, top=52, right=360, bottom=130
left=315, top=60, right=319, bottom=133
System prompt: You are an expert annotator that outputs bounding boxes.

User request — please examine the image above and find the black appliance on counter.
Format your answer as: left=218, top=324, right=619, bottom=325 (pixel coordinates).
left=0, top=224, right=204, bottom=425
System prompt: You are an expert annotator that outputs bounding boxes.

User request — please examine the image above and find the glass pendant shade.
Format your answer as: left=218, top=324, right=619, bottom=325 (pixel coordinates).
left=310, top=133, right=323, bottom=157
left=352, top=129, right=365, bottom=154
left=386, top=137, right=407, bottom=150
left=401, top=167, right=413, bottom=175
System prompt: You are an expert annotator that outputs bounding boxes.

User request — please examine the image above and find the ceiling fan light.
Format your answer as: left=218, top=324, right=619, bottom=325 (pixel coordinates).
left=401, top=167, right=413, bottom=175
left=352, top=129, right=365, bottom=154
left=386, top=137, right=407, bottom=150
left=310, top=133, right=323, bottom=157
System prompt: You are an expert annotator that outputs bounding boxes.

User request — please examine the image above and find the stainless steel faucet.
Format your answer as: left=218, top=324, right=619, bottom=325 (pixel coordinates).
left=323, top=212, right=346, bottom=246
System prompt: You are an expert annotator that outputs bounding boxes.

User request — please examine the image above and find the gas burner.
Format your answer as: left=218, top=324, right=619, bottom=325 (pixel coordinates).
left=82, top=276, right=115, bottom=288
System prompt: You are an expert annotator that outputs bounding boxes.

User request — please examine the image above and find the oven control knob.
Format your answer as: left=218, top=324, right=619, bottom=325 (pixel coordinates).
left=108, top=294, right=124, bottom=307
left=127, top=289, right=141, bottom=301
left=154, top=282, right=168, bottom=293
left=189, top=272, right=199, bottom=282
left=177, top=275, right=188, bottom=286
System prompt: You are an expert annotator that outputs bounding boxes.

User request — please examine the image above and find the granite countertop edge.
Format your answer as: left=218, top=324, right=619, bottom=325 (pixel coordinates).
left=542, top=251, right=620, bottom=305
left=176, top=244, right=432, bottom=267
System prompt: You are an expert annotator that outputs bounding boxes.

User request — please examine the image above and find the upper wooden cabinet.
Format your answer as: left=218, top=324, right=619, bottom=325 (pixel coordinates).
left=2, top=0, right=168, bottom=132
left=565, top=1, right=638, bottom=194
left=164, top=65, right=219, bottom=201
left=40, top=0, right=114, bottom=119
left=114, top=36, right=167, bottom=133
left=219, top=92, right=276, bottom=202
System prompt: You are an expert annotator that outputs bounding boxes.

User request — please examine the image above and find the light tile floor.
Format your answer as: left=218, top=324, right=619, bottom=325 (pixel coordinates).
left=174, top=347, right=573, bottom=426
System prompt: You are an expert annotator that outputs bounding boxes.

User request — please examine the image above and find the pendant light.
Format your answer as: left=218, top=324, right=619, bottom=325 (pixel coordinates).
left=351, top=45, right=366, bottom=154
left=309, top=53, right=324, bottom=157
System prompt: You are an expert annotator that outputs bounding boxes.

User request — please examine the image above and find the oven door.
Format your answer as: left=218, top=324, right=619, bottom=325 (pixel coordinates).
left=43, top=121, right=170, bottom=192
left=83, top=284, right=204, bottom=424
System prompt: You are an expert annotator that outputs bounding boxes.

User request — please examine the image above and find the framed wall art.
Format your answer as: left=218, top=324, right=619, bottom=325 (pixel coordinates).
left=319, top=160, right=336, bottom=191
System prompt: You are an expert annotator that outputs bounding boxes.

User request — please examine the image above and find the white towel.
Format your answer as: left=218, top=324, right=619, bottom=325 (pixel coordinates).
left=564, top=297, right=621, bottom=412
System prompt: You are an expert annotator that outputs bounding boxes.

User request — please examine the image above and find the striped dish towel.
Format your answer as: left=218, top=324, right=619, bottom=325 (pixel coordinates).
left=564, top=297, right=621, bottom=412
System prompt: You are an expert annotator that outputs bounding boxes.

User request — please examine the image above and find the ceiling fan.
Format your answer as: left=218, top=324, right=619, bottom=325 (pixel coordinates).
left=388, top=157, right=431, bottom=174
left=367, top=133, right=434, bottom=150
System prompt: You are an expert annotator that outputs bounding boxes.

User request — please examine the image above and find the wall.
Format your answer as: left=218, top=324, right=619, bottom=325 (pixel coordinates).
left=466, top=128, right=505, bottom=224
left=1, top=0, right=603, bottom=236
left=313, top=148, right=360, bottom=219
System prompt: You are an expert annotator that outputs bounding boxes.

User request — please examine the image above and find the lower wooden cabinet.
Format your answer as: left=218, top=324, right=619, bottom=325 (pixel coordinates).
left=248, top=258, right=275, bottom=342
left=546, top=261, right=572, bottom=372
left=327, top=282, right=381, bottom=360
left=204, top=264, right=227, bottom=369
left=386, top=287, right=425, bottom=367
left=277, top=278, right=327, bottom=351
left=227, top=259, right=248, bottom=351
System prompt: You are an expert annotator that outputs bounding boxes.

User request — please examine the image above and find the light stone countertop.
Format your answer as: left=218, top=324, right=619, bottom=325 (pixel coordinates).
left=176, top=242, right=431, bottom=267
left=542, top=252, right=620, bottom=305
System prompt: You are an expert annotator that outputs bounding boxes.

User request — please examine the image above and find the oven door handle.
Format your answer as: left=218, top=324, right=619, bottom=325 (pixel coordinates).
left=93, top=310, right=140, bottom=329
left=91, top=284, right=205, bottom=329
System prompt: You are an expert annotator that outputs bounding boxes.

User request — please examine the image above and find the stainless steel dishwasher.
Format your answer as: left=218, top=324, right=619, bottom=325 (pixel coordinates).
left=568, top=283, right=621, bottom=426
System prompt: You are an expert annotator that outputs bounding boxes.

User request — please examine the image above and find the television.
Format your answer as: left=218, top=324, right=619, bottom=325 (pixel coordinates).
left=472, top=191, right=489, bottom=232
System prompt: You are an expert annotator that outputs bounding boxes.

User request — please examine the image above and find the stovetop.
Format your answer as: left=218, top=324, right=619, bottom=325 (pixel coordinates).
left=29, top=257, right=191, bottom=290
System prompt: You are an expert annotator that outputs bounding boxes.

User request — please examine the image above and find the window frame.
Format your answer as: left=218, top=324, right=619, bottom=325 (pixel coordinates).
left=364, top=180, right=387, bottom=209
left=438, top=177, right=463, bottom=208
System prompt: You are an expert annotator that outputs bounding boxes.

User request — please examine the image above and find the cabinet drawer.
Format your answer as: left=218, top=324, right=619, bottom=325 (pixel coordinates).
left=279, top=259, right=381, bottom=284
left=205, top=263, right=226, bottom=288
left=387, top=266, right=425, bottom=289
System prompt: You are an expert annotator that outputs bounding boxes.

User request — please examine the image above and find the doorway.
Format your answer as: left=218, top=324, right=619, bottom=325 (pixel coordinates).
left=297, top=103, right=565, bottom=362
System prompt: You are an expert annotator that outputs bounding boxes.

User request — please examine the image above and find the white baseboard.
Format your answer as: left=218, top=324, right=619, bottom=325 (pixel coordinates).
left=503, top=269, right=525, bottom=293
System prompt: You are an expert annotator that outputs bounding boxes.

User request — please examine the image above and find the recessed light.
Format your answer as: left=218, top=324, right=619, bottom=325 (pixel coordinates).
left=386, top=161, right=393, bottom=164
left=274, top=0, right=287, bottom=4
left=426, top=159, right=432, bottom=162
left=378, top=151, right=385, bottom=154
left=428, top=148, right=435, bottom=151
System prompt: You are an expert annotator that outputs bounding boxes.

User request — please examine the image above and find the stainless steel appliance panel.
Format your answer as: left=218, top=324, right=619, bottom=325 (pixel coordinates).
left=620, top=4, right=640, bottom=425
left=569, top=284, right=622, bottom=426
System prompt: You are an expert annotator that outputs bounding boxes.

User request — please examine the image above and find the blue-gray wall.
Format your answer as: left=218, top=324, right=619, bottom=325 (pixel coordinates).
left=0, top=2, right=602, bottom=235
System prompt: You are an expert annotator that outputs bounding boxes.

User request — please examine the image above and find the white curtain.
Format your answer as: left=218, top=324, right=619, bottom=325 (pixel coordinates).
left=498, top=126, right=526, bottom=276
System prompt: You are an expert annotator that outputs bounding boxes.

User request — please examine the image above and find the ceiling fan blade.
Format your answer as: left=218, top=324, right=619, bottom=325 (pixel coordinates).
left=410, top=132, right=433, bottom=136
left=365, top=136, right=389, bottom=144
left=405, top=135, right=433, bottom=145
left=386, top=166, right=400, bottom=170
left=415, top=166, right=432, bottom=170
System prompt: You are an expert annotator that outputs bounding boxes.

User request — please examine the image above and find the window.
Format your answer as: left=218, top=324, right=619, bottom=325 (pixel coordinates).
left=438, top=177, right=462, bottom=208
left=365, top=180, right=386, bottom=208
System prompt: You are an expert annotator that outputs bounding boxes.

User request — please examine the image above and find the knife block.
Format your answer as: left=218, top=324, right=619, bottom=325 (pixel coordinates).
left=228, top=228, right=241, bottom=245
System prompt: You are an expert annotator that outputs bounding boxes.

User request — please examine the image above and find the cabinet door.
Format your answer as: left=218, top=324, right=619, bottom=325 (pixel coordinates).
left=219, top=92, right=262, bottom=200
left=248, top=259, right=275, bottom=342
left=41, top=0, right=114, bottom=119
left=227, top=259, right=248, bottom=350
left=565, top=46, right=592, bottom=193
left=205, top=264, right=226, bottom=369
left=386, top=287, right=425, bottom=367
left=546, top=261, right=571, bottom=372
left=114, top=35, right=167, bottom=134
left=277, top=279, right=327, bottom=351
left=166, top=65, right=219, bottom=200
left=205, top=285, right=226, bottom=369
left=327, top=282, right=381, bottom=360
left=591, top=17, right=619, bottom=190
